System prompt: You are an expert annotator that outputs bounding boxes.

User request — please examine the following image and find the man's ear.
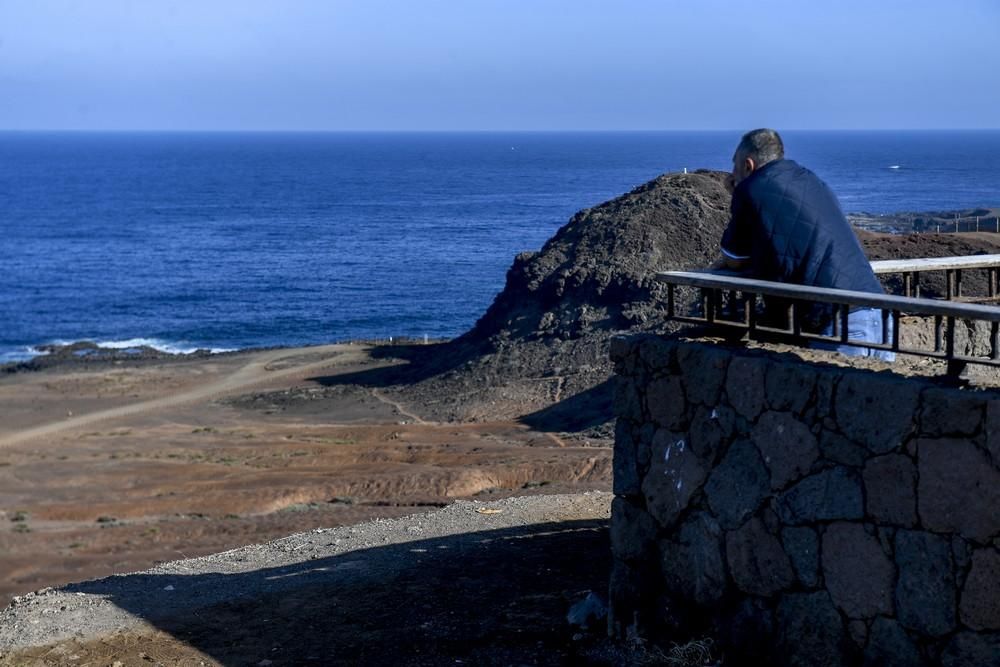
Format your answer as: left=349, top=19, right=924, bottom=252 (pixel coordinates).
left=744, top=156, right=756, bottom=174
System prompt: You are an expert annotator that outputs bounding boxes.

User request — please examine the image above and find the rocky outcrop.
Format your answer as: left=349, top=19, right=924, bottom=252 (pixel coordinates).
left=385, top=170, right=734, bottom=426
left=466, top=171, right=732, bottom=343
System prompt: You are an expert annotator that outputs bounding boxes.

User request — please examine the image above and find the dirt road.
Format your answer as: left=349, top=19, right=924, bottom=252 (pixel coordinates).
left=0, top=345, right=376, bottom=449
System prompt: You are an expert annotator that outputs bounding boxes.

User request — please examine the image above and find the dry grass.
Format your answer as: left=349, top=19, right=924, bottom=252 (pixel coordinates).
left=629, top=637, right=721, bottom=666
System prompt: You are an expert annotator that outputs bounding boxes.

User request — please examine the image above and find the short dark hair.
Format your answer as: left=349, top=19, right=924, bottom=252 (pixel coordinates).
left=736, top=128, right=784, bottom=166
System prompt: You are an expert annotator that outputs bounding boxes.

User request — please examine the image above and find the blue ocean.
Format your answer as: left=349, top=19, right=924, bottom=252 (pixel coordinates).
left=2, top=131, right=999, bottom=363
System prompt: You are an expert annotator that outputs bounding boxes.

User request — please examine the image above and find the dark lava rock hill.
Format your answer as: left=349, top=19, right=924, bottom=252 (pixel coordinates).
left=466, top=170, right=732, bottom=344
left=371, top=170, right=734, bottom=430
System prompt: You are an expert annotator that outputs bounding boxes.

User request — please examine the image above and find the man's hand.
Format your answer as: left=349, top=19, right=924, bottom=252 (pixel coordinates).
left=710, top=254, right=749, bottom=273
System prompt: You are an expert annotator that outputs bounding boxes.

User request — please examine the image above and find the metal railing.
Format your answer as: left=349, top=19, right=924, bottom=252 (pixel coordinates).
left=870, top=255, right=1000, bottom=301
left=922, top=216, right=1000, bottom=235
left=852, top=215, right=1000, bottom=235
left=657, top=269, right=1000, bottom=372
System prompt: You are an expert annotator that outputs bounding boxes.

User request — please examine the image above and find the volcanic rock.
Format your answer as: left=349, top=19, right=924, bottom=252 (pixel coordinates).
left=383, top=170, right=734, bottom=427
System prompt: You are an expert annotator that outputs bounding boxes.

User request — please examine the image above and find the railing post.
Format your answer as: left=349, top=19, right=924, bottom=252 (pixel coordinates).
left=946, top=270, right=955, bottom=299
left=891, top=310, right=900, bottom=351
left=945, top=316, right=966, bottom=379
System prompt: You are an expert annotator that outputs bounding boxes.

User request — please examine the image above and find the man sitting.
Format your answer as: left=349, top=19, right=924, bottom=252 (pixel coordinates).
left=717, top=128, right=894, bottom=361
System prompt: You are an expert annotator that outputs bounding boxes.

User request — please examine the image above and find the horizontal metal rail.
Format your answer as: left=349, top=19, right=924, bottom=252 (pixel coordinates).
left=869, top=255, right=1000, bottom=301
left=657, top=270, right=1000, bottom=370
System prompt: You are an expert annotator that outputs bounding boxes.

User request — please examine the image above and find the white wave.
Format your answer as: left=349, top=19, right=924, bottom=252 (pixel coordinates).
left=91, top=338, right=235, bottom=355
left=0, top=346, right=50, bottom=364
left=1, top=339, right=234, bottom=363
left=888, top=165, right=901, bottom=170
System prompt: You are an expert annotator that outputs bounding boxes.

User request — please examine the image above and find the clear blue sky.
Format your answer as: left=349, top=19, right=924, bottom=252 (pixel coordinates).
left=1, top=0, right=997, bottom=131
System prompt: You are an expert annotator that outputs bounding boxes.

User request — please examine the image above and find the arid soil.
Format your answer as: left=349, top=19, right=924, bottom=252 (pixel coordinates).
left=861, top=230, right=1000, bottom=299
left=0, top=344, right=611, bottom=610
left=1, top=494, right=625, bottom=667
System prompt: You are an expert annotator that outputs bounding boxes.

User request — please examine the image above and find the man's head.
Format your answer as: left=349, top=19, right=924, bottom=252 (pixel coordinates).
left=730, top=128, right=784, bottom=190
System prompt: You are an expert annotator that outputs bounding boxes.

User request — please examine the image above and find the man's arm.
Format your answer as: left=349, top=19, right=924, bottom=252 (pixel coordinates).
left=717, top=188, right=753, bottom=272
left=714, top=249, right=749, bottom=272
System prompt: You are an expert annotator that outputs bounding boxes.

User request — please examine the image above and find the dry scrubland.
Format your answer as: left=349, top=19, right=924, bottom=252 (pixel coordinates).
left=0, top=344, right=611, bottom=608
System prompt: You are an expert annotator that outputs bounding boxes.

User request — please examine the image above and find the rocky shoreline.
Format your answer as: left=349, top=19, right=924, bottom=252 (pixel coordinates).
left=849, top=206, right=1000, bottom=234
left=0, top=340, right=226, bottom=374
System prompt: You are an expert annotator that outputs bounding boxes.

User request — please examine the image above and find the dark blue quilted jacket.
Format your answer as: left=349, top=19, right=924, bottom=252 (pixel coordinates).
left=721, top=159, right=883, bottom=295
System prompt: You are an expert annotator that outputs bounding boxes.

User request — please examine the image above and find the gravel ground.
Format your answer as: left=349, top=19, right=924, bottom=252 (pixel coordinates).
left=0, top=493, right=613, bottom=665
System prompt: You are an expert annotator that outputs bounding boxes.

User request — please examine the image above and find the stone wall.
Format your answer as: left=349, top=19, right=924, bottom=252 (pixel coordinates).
left=609, top=335, right=1000, bottom=667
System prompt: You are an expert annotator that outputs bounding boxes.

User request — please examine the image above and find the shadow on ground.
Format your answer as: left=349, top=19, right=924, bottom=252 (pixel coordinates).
left=519, top=380, right=614, bottom=433
left=52, top=519, right=612, bottom=666
left=306, top=341, right=616, bottom=434
left=309, top=341, right=482, bottom=390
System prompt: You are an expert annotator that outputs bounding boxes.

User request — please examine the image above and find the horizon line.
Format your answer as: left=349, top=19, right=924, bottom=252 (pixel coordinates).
left=2, top=127, right=999, bottom=134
